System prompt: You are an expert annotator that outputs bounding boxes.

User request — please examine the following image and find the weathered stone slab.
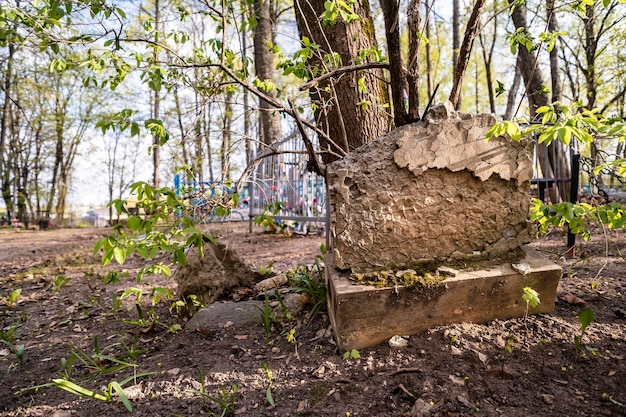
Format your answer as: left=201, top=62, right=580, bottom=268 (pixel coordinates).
left=327, top=103, right=534, bottom=273
left=326, top=249, right=562, bottom=351
left=185, top=300, right=263, bottom=332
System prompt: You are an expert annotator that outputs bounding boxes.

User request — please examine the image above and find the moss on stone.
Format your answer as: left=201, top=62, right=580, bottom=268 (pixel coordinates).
left=349, top=268, right=445, bottom=289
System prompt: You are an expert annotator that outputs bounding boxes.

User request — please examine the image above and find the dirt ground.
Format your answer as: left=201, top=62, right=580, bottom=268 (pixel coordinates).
left=1, top=223, right=625, bottom=416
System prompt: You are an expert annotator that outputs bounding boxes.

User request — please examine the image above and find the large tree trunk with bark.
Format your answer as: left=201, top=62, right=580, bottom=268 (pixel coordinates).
left=294, top=0, right=391, bottom=163
left=253, top=0, right=282, bottom=148
left=510, top=0, right=570, bottom=203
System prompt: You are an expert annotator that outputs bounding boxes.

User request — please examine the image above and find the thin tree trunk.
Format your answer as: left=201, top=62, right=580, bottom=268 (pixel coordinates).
left=380, top=0, right=409, bottom=125
left=152, top=0, right=161, bottom=189
left=425, top=1, right=433, bottom=99
left=221, top=91, right=233, bottom=181
left=547, top=0, right=562, bottom=103
left=253, top=0, right=281, bottom=148
left=504, top=55, right=522, bottom=120
left=452, top=0, right=461, bottom=110
left=406, top=0, right=422, bottom=121
left=174, top=87, right=189, bottom=168
left=449, top=0, right=487, bottom=109
left=0, top=41, right=15, bottom=217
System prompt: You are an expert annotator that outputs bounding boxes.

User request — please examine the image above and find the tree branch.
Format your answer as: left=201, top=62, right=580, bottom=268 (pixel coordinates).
left=289, top=98, right=326, bottom=177
left=299, top=62, right=390, bottom=91
left=448, top=0, right=487, bottom=108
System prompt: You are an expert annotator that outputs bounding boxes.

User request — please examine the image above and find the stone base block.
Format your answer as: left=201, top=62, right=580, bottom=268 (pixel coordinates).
left=326, top=249, right=562, bottom=352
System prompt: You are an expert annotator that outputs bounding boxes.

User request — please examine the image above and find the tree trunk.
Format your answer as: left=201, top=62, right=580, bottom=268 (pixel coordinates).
left=294, top=0, right=391, bottom=163
left=452, top=0, right=461, bottom=110
left=1, top=41, right=15, bottom=219
left=406, top=0, right=422, bottom=121
left=379, top=0, right=409, bottom=125
left=424, top=1, right=433, bottom=99
left=584, top=3, right=597, bottom=109
left=152, top=0, right=161, bottom=189
left=253, top=0, right=282, bottom=148
left=504, top=55, right=522, bottom=120
left=221, top=91, right=233, bottom=181
left=510, top=0, right=569, bottom=203
left=546, top=0, right=562, bottom=103
left=449, top=0, right=487, bottom=109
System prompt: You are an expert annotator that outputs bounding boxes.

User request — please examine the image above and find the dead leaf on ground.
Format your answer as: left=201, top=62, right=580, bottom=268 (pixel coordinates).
left=561, top=293, right=586, bottom=306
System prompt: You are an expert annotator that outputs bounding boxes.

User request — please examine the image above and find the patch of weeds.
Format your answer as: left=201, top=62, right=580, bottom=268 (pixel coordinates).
left=66, top=337, right=139, bottom=376
left=121, top=288, right=181, bottom=334
left=286, top=256, right=327, bottom=322
left=575, top=308, right=595, bottom=358
left=0, top=324, right=25, bottom=366
left=258, top=262, right=274, bottom=278
left=170, top=294, right=204, bottom=316
left=2, top=288, right=22, bottom=310
left=194, top=369, right=239, bottom=417
left=51, top=274, right=71, bottom=294
left=274, top=289, right=293, bottom=321
left=255, top=294, right=277, bottom=345
left=285, top=327, right=299, bottom=358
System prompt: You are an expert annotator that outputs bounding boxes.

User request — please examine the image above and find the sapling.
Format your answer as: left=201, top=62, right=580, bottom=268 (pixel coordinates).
left=343, top=349, right=361, bottom=360
left=522, top=287, right=541, bottom=318
left=261, top=362, right=275, bottom=407
left=574, top=308, right=595, bottom=356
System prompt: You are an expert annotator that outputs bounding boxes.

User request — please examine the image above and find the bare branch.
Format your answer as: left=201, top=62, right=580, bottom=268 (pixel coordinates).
left=289, top=98, right=326, bottom=177
left=299, top=62, right=390, bottom=91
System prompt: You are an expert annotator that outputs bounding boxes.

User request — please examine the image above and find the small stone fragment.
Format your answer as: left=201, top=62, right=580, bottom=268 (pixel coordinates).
left=166, top=368, right=180, bottom=376
left=388, top=335, right=409, bottom=348
left=312, top=365, right=325, bottom=378
left=437, top=266, right=460, bottom=277
left=457, top=395, right=473, bottom=408
left=297, top=399, right=308, bottom=413
left=542, top=394, right=554, bottom=405
left=512, top=263, right=532, bottom=275
left=449, top=375, right=465, bottom=386
left=409, top=398, right=432, bottom=417
left=254, top=274, right=288, bottom=292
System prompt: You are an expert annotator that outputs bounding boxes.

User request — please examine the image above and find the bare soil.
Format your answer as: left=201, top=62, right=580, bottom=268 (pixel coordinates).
left=1, top=223, right=625, bottom=417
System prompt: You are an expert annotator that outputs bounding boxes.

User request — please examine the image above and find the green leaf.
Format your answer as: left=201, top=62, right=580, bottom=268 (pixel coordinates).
left=127, top=216, right=141, bottom=231
left=52, top=379, right=108, bottom=401
left=266, top=386, right=275, bottom=407
left=113, top=246, right=126, bottom=264
left=579, top=308, right=595, bottom=335
left=522, top=287, right=541, bottom=308
left=110, top=381, right=132, bottom=412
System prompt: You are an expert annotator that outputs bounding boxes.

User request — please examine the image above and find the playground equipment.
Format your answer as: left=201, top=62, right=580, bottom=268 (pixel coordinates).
left=247, top=127, right=327, bottom=234
left=173, top=174, right=249, bottom=223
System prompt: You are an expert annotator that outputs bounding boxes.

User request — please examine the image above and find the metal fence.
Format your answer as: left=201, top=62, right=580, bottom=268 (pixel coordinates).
left=248, top=127, right=327, bottom=234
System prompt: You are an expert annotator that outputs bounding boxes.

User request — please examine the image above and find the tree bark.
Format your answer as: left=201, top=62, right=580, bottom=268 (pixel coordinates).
left=379, top=0, right=409, bottom=125
left=253, top=0, right=282, bottom=147
left=449, top=0, right=487, bottom=109
left=546, top=0, right=562, bottom=103
left=406, top=0, right=422, bottom=121
left=452, top=0, right=461, bottom=110
left=510, top=0, right=570, bottom=203
left=294, top=0, right=391, bottom=163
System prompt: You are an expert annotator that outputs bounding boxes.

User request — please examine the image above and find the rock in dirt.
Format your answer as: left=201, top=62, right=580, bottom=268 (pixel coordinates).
left=409, top=398, right=432, bottom=416
left=254, top=274, right=288, bottom=292
left=185, top=301, right=263, bottom=333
